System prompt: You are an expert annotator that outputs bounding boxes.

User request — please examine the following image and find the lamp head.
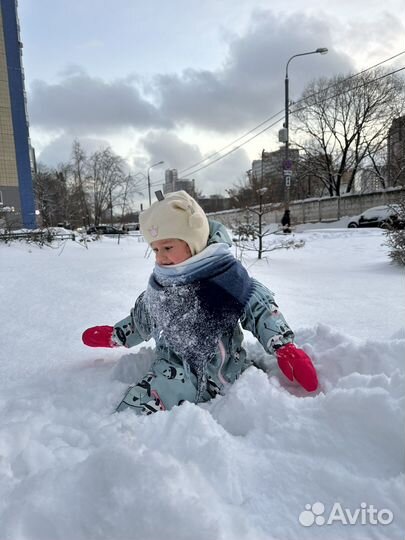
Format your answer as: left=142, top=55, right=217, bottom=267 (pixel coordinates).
left=316, top=48, right=328, bottom=55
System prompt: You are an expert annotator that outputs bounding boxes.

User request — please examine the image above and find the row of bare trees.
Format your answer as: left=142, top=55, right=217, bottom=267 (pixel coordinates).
left=293, top=67, right=404, bottom=196
left=228, top=67, right=405, bottom=205
left=34, top=141, right=144, bottom=228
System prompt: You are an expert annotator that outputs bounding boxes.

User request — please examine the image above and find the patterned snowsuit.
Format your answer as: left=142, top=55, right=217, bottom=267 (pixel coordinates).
left=114, top=221, right=294, bottom=414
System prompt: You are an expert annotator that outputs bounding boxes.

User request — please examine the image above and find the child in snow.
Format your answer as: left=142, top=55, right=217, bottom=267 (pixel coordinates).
left=82, top=191, right=318, bottom=415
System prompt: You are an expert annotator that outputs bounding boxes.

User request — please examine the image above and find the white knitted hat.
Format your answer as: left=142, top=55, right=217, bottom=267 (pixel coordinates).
left=139, top=191, right=210, bottom=256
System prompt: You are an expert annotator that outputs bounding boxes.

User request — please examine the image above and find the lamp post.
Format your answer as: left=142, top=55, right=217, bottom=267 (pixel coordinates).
left=283, top=47, right=328, bottom=210
left=147, top=160, right=164, bottom=206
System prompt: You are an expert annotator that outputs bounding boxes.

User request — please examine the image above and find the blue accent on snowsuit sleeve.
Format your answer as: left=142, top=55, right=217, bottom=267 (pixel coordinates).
left=240, top=278, right=294, bottom=354
left=113, top=292, right=152, bottom=348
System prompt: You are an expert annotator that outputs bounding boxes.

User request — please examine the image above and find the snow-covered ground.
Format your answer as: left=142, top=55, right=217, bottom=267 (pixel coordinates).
left=0, top=227, right=404, bottom=540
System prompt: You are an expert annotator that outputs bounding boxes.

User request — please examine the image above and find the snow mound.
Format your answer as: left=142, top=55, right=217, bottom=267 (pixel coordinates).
left=112, top=346, right=155, bottom=383
left=0, top=325, right=403, bottom=540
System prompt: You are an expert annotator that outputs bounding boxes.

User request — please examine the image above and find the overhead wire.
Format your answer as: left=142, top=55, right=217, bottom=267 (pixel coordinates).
left=177, top=64, right=405, bottom=178
left=174, top=51, right=405, bottom=177
left=134, top=50, right=405, bottom=190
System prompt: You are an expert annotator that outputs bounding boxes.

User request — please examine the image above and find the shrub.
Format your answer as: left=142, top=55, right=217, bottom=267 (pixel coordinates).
left=385, top=197, right=405, bottom=265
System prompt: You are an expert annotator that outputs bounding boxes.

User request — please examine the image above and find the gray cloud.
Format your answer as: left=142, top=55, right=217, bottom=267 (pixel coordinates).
left=28, top=10, right=354, bottom=137
left=139, top=130, right=251, bottom=196
left=341, top=12, right=405, bottom=61
left=25, top=5, right=403, bottom=196
left=153, top=10, right=354, bottom=131
left=198, top=147, right=251, bottom=196
left=37, top=134, right=113, bottom=167
left=29, top=70, right=169, bottom=134
left=140, top=131, right=202, bottom=171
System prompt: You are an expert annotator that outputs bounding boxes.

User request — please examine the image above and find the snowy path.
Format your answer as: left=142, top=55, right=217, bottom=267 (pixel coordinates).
left=0, top=229, right=404, bottom=539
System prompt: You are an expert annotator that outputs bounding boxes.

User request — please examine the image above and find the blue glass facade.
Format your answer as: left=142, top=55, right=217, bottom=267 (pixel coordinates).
left=1, top=0, right=36, bottom=228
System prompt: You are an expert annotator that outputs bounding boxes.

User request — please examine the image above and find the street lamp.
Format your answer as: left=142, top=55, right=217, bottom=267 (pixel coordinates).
left=147, top=160, right=164, bottom=206
left=282, top=47, right=328, bottom=209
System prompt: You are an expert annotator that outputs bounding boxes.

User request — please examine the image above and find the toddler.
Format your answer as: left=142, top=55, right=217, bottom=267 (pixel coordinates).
left=82, top=191, right=318, bottom=415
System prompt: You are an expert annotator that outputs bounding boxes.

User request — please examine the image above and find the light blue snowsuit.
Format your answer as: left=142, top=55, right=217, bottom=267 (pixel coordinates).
left=115, top=221, right=294, bottom=414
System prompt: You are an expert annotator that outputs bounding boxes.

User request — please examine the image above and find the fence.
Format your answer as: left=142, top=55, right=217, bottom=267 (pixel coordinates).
left=207, top=187, right=405, bottom=227
left=0, top=230, right=76, bottom=243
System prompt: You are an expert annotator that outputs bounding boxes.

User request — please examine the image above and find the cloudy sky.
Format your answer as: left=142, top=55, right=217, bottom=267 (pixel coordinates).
left=18, top=0, right=405, bottom=202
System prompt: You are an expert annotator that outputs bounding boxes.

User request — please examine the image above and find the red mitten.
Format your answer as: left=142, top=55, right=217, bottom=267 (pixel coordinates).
left=82, top=326, right=118, bottom=348
left=276, top=343, right=318, bottom=392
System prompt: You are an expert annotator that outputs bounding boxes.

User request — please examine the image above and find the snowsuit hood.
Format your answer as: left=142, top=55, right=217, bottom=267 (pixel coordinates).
left=207, top=220, right=233, bottom=248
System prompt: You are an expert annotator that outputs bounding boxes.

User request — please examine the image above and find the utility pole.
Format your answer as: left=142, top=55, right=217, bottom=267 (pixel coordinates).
left=147, top=161, right=164, bottom=206
left=280, top=48, right=328, bottom=211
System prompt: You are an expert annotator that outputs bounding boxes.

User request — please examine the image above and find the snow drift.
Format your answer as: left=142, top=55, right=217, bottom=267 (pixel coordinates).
left=0, top=228, right=403, bottom=539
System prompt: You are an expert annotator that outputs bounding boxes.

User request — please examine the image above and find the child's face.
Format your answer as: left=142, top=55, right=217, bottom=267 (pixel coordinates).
left=151, top=239, right=192, bottom=266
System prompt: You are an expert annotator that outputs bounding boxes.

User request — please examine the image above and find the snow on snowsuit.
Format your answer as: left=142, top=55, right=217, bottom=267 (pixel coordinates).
left=114, top=221, right=294, bottom=415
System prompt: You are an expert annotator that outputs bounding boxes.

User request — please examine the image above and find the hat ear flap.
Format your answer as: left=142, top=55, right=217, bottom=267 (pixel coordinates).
left=189, top=213, right=204, bottom=229
left=170, top=200, right=189, bottom=211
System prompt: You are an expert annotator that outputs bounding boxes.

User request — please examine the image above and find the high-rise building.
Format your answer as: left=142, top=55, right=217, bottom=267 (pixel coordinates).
left=251, top=148, right=300, bottom=180
left=251, top=147, right=299, bottom=202
left=387, top=116, right=405, bottom=187
left=0, top=0, right=36, bottom=228
left=163, top=168, right=196, bottom=197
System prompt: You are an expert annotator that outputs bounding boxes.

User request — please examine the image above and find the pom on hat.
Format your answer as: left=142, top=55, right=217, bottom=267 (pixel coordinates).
left=139, top=191, right=210, bottom=256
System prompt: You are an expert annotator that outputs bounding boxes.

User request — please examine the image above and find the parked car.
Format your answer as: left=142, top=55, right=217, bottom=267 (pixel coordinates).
left=122, top=222, right=140, bottom=232
left=347, top=205, right=403, bottom=229
left=57, top=221, right=73, bottom=230
left=86, top=225, right=126, bottom=235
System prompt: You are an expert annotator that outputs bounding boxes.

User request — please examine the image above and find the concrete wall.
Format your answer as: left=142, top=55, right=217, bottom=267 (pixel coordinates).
left=207, top=187, right=405, bottom=227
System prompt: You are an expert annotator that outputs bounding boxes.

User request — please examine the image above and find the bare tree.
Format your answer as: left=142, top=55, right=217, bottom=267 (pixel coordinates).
left=118, top=173, right=143, bottom=224
left=342, top=132, right=405, bottom=194
left=70, top=140, right=92, bottom=226
left=33, top=164, right=69, bottom=227
left=292, top=68, right=405, bottom=196
left=230, top=185, right=282, bottom=260
left=33, top=141, right=145, bottom=229
left=226, top=170, right=273, bottom=209
left=87, top=147, right=127, bottom=225
left=226, top=176, right=256, bottom=208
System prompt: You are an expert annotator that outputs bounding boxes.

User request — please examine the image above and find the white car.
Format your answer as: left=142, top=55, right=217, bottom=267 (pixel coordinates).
left=347, top=205, right=402, bottom=229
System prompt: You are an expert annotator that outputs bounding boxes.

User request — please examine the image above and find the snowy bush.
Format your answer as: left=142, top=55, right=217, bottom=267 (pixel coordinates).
left=385, top=197, right=405, bottom=265
left=231, top=218, right=257, bottom=241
